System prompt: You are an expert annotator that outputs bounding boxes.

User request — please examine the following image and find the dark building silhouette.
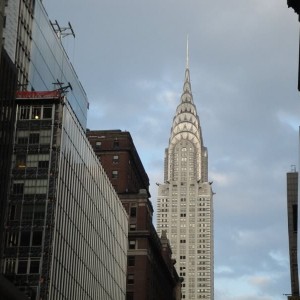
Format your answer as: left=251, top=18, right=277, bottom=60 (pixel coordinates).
left=287, top=0, right=300, bottom=91
left=0, top=274, right=28, bottom=300
left=287, top=169, right=300, bottom=300
left=0, top=34, right=26, bottom=300
left=0, top=0, right=4, bottom=59
left=87, top=129, right=182, bottom=300
left=0, top=48, right=17, bottom=255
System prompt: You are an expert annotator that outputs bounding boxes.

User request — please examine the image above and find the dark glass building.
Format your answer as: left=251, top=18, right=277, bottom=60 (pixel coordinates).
left=3, top=0, right=89, bottom=129
left=1, top=93, right=128, bottom=300
left=2, top=1, right=129, bottom=300
left=0, top=48, right=17, bottom=258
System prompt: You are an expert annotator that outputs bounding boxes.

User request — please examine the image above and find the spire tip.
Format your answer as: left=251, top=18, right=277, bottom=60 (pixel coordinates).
left=186, top=35, right=189, bottom=69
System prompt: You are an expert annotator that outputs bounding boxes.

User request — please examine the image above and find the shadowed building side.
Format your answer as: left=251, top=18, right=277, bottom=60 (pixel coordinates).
left=287, top=169, right=300, bottom=300
left=0, top=48, right=17, bottom=263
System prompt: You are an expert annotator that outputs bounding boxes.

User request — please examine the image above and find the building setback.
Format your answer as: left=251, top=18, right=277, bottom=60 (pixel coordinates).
left=156, top=50, right=214, bottom=299
left=87, top=129, right=182, bottom=300
left=1, top=92, right=128, bottom=300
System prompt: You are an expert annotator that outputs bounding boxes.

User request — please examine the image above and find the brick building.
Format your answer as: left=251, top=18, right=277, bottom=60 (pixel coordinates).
left=87, top=129, right=182, bottom=300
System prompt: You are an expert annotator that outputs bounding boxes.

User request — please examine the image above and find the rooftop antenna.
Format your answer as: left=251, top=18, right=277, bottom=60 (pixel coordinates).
left=52, top=79, right=73, bottom=95
left=51, top=20, right=75, bottom=41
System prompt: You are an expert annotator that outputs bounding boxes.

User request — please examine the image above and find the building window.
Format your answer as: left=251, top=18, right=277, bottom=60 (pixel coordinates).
left=129, top=224, right=136, bottom=231
left=32, top=231, right=43, bottom=246
left=128, top=256, right=135, bottom=267
left=29, top=133, right=39, bottom=144
left=17, top=260, right=28, bottom=274
left=127, top=274, right=134, bottom=285
left=113, top=155, right=119, bottom=163
left=113, top=140, right=119, bottom=149
left=96, top=141, right=101, bottom=148
left=6, top=232, right=18, bottom=247
left=16, top=154, right=27, bottom=168
left=9, top=205, right=17, bottom=221
left=22, top=205, right=34, bottom=220
left=17, top=136, right=28, bottom=144
left=24, top=179, right=48, bottom=195
left=13, top=182, right=24, bottom=194
left=130, top=206, right=136, bottom=217
left=34, top=204, right=45, bottom=220
left=19, top=106, right=30, bottom=119
left=31, top=107, right=41, bottom=120
left=4, top=259, right=16, bottom=274
left=43, top=106, right=52, bottom=119
left=129, top=240, right=136, bottom=249
left=29, top=260, right=40, bottom=273
left=38, top=160, right=49, bottom=168
left=112, top=170, right=118, bottom=179
left=20, top=231, right=30, bottom=246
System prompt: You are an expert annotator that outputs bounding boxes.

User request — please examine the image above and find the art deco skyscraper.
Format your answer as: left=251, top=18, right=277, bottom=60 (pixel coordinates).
left=157, top=46, right=214, bottom=300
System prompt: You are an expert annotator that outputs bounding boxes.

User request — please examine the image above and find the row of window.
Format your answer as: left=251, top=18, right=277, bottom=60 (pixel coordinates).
left=14, top=153, right=50, bottom=169
left=95, top=140, right=120, bottom=149
left=12, top=179, right=48, bottom=195
left=8, top=203, right=45, bottom=221
left=5, top=258, right=41, bottom=274
left=6, top=230, right=43, bottom=247
left=16, top=130, right=51, bottom=145
left=19, top=105, right=53, bottom=120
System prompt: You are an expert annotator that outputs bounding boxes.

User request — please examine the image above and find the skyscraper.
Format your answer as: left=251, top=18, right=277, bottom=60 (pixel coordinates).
left=157, top=46, right=214, bottom=300
left=1, top=91, right=128, bottom=300
left=0, top=1, right=129, bottom=299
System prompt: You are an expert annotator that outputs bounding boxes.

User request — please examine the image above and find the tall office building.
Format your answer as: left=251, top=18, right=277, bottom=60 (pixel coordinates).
left=1, top=91, right=128, bottom=300
left=2, top=0, right=35, bottom=87
left=157, top=49, right=214, bottom=299
left=1, top=1, right=129, bottom=299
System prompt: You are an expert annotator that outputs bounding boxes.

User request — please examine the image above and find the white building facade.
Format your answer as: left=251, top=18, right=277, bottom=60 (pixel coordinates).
left=157, top=56, right=214, bottom=300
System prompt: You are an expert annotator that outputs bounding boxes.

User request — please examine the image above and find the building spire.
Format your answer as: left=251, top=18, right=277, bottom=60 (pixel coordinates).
left=186, top=35, right=189, bottom=69
left=183, top=36, right=192, bottom=99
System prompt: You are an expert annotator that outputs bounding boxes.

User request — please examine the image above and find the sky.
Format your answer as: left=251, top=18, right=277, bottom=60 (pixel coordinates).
left=44, top=1, right=300, bottom=299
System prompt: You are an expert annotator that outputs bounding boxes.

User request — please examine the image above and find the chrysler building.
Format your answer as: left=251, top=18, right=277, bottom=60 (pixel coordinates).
left=157, top=44, right=214, bottom=300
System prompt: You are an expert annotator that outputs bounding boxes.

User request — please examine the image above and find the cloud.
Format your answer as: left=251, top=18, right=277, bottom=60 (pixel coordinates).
left=210, top=171, right=234, bottom=187
left=215, top=265, right=235, bottom=275
left=248, top=276, right=271, bottom=289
